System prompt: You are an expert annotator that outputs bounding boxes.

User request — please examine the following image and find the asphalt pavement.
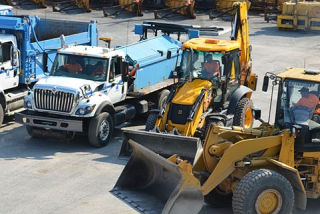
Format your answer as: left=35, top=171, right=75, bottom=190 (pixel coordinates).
left=1, top=2, right=320, bottom=214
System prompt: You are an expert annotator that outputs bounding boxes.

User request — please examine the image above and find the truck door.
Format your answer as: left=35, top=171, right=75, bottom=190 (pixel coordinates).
left=0, top=41, right=19, bottom=91
left=107, top=57, right=127, bottom=104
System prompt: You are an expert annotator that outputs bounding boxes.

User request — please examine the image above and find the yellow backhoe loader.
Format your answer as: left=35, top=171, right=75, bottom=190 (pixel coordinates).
left=113, top=67, right=320, bottom=213
left=119, top=1, right=257, bottom=159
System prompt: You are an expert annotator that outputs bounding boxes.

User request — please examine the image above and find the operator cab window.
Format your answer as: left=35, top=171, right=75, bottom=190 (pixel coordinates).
left=0, top=42, right=12, bottom=64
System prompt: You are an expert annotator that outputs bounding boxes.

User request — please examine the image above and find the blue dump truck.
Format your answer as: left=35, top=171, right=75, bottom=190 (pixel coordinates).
left=0, top=15, right=98, bottom=126
left=15, top=23, right=199, bottom=147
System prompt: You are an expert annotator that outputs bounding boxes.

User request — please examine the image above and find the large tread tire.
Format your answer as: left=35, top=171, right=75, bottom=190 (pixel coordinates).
left=158, top=89, right=170, bottom=110
left=233, top=98, right=254, bottom=128
left=201, top=175, right=232, bottom=208
left=204, top=187, right=232, bottom=208
left=145, top=113, right=158, bottom=131
left=203, top=119, right=224, bottom=140
left=88, top=112, right=113, bottom=148
left=0, top=104, right=3, bottom=127
left=232, top=169, right=294, bottom=214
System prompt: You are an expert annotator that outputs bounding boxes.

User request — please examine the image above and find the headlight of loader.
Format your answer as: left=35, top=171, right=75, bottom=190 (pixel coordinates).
left=75, top=105, right=96, bottom=115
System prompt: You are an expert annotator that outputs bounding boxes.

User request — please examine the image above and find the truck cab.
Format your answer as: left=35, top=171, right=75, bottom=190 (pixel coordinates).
left=0, top=35, right=20, bottom=91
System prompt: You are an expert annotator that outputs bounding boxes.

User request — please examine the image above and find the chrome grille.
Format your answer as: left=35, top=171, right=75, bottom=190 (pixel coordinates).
left=34, top=89, right=75, bottom=113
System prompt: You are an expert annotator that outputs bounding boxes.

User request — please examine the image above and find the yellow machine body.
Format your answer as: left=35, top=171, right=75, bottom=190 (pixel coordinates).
left=114, top=67, right=320, bottom=213
left=156, top=79, right=213, bottom=136
left=278, top=1, right=320, bottom=30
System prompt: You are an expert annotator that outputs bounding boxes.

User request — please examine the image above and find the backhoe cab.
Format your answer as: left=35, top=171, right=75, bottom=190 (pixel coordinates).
left=119, top=1, right=258, bottom=159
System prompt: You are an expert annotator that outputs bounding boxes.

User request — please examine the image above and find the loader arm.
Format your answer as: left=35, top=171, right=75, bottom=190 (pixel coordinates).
left=201, top=128, right=293, bottom=195
left=231, top=2, right=253, bottom=87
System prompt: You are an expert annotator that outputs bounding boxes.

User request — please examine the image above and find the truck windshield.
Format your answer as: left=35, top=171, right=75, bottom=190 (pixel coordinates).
left=180, top=49, right=223, bottom=81
left=50, top=54, right=109, bottom=81
left=276, top=79, right=320, bottom=128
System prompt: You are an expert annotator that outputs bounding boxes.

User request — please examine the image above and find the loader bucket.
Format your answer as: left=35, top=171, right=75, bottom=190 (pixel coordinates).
left=119, top=128, right=201, bottom=162
left=111, top=140, right=204, bottom=214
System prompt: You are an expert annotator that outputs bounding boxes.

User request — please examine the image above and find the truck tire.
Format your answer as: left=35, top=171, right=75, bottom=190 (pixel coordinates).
left=158, top=89, right=170, bottom=110
left=233, top=98, right=254, bottom=128
left=145, top=113, right=158, bottom=131
left=88, top=112, right=114, bottom=148
left=232, top=169, right=294, bottom=214
left=0, top=104, right=3, bottom=127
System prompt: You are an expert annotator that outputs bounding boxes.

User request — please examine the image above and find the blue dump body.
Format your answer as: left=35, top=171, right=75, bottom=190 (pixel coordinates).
left=116, top=35, right=182, bottom=92
left=0, top=15, right=98, bottom=83
left=0, top=5, right=13, bottom=15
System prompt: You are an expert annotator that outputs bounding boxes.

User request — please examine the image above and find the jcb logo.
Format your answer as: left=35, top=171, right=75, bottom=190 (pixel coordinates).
left=178, top=110, right=183, bottom=114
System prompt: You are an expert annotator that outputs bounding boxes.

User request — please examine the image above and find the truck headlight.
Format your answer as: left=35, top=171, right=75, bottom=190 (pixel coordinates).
left=25, top=101, right=32, bottom=109
left=75, top=105, right=96, bottom=115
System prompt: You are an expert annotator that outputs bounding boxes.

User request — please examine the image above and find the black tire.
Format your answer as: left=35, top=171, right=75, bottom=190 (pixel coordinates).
left=88, top=112, right=113, bottom=148
left=0, top=104, right=3, bottom=127
left=205, top=187, right=232, bottom=208
left=145, top=113, right=158, bottom=131
left=200, top=175, right=232, bottom=208
left=204, top=119, right=224, bottom=140
left=158, top=89, right=170, bottom=110
left=26, top=125, right=35, bottom=137
left=232, top=169, right=294, bottom=214
left=233, top=98, right=254, bottom=128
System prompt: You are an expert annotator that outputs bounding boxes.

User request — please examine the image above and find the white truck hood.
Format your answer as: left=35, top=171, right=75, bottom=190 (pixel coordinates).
left=34, top=76, right=103, bottom=93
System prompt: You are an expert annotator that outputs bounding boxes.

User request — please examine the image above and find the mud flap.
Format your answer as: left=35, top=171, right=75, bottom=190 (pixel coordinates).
left=111, top=140, right=204, bottom=214
left=119, top=128, right=201, bottom=163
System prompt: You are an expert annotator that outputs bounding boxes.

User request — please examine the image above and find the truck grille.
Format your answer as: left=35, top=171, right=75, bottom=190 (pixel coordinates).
left=34, top=89, right=75, bottom=113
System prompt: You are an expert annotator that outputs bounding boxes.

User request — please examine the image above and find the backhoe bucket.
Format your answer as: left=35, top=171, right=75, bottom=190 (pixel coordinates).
left=111, top=140, right=204, bottom=214
left=119, top=128, right=201, bottom=162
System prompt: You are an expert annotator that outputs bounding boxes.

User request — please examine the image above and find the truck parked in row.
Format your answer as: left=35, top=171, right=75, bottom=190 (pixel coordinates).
left=0, top=14, right=98, bottom=126
left=0, top=5, right=13, bottom=15
left=15, top=24, right=195, bottom=147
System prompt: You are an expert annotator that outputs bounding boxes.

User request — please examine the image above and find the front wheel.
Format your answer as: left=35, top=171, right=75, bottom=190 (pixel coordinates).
left=0, top=104, right=3, bottom=127
left=88, top=112, right=114, bottom=148
left=145, top=113, right=158, bottom=131
left=233, top=98, right=254, bottom=128
left=232, top=169, right=294, bottom=214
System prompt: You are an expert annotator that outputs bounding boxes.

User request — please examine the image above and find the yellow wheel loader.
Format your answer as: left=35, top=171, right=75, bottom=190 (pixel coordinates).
left=113, top=67, right=320, bottom=213
left=119, top=1, right=257, bottom=159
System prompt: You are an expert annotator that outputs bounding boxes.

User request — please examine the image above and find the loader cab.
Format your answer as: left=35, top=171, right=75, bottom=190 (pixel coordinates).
left=274, top=78, right=320, bottom=152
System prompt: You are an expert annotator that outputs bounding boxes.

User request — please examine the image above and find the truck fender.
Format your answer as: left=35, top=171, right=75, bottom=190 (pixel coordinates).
left=268, top=159, right=307, bottom=210
left=149, top=109, right=161, bottom=115
left=227, top=85, right=252, bottom=115
left=205, top=114, right=229, bottom=126
left=94, top=101, right=115, bottom=117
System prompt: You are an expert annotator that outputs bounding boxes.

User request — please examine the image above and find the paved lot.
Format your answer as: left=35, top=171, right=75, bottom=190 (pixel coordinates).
left=1, top=3, right=320, bottom=214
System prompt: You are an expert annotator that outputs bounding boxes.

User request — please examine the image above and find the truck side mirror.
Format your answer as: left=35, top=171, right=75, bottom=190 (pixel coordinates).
left=262, top=75, right=269, bottom=92
left=122, top=61, right=129, bottom=82
left=11, top=46, right=18, bottom=67
left=43, top=52, right=48, bottom=72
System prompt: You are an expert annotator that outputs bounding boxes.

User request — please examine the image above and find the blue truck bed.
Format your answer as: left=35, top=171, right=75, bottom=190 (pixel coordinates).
left=116, top=34, right=182, bottom=92
left=0, top=15, right=98, bottom=83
